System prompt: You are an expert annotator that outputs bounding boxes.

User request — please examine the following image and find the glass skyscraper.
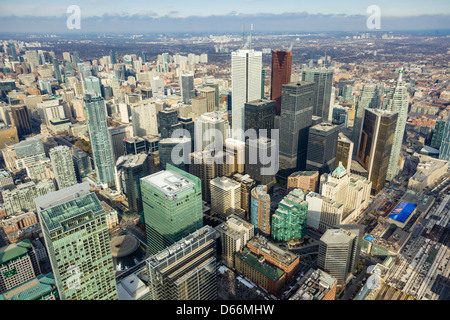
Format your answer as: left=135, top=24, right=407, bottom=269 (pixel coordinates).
left=439, top=116, right=450, bottom=161
left=302, top=68, right=334, bottom=121
left=35, top=182, right=118, bottom=300
left=141, top=164, right=203, bottom=255
left=84, top=94, right=116, bottom=187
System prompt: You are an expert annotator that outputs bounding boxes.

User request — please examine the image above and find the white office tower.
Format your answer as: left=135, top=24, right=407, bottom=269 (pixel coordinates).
left=210, top=176, right=241, bottom=218
left=49, top=146, right=77, bottom=190
left=231, top=49, right=262, bottom=141
left=382, top=69, right=409, bottom=181
left=194, top=111, right=230, bottom=150
left=130, top=99, right=158, bottom=137
left=151, top=77, right=165, bottom=96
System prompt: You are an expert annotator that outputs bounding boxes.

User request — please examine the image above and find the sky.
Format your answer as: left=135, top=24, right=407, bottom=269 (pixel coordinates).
left=1, top=0, right=450, bottom=33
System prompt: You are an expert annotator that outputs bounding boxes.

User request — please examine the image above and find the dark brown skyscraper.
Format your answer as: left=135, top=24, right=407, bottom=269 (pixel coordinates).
left=11, top=105, right=32, bottom=140
left=271, top=50, right=292, bottom=116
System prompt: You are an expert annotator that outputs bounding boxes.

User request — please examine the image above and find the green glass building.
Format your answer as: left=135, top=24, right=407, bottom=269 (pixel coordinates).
left=141, top=164, right=203, bottom=255
left=35, top=182, right=118, bottom=300
left=271, top=189, right=308, bottom=242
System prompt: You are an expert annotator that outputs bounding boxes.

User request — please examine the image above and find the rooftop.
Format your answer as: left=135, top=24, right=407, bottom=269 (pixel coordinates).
left=0, top=239, right=33, bottom=265
left=141, top=169, right=195, bottom=196
left=237, top=248, right=285, bottom=282
left=0, top=273, right=56, bottom=301
left=210, top=176, right=240, bottom=191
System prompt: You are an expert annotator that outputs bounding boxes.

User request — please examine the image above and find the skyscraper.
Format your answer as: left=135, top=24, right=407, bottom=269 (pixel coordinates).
left=306, top=122, right=340, bottom=175
left=250, top=185, right=271, bottom=237
left=130, top=100, right=158, bottom=137
left=244, top=99, right=275, bottom=138
left=271, top=189, right=308, bottom=243
left=356, top=109, right=398, bottom=194
left=302, top=68, right=334, bottom=121
left=245, top=137, right=278, bottom=186
left=84, top=76, right=102, bottom=96
left=197, top=87, right=216, bottom=113
left=146, top=226, right=219, bottom=300
left=271, top=50, right=292, bottom=116
left=430, top=120, right=447, bottom=150
left=180, top=73, right=195, bottom=104
left=84, top=94, right=116, bottom=187
left=72, top=148, right=92, bottom=180
left=382, top=72, right=409, bottom=181
left=335, top=132, right=354, bottom=171
left=318, top=226, right=362, bottom=284
left=210, top=176, right=241, bottom=219
left=35, top=183, right=118, bottom=300
left=279, top=82, right=315, bottom=173
left=11, top=105, right=32, bottom=141
left=231, top=49, right=262, bottom=141
left=439, top=116, right=450, bottom=161
left=49, top=146, right=77, bottom=190
left=117, top=154, right=150, bottom=215
left=141, top=164, right=203, bottom=255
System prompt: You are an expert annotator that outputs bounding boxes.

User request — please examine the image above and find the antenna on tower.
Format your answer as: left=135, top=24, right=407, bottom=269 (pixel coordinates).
left=250, top=24, right=253, bottom=50
left=242, top=24, right=245, bottom=49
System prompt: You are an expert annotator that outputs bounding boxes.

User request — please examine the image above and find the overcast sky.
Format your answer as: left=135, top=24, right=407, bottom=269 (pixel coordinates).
left=0, top=0, right=449, bottom=33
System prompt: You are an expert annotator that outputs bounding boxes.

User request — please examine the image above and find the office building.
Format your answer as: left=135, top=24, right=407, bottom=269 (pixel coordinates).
left=108, top=125, right=133, bottom=161
left=287, top=171, right=319, bottom=193
left=180, top=73, right=195, bottom=104
left=301, top=69, right=334, bottom=121
left=231, top=49, right=262, bottom=141
left=84, top=76, right=101, bottom=96
left=49, top=146, right=77, bottom=190
left=35, top=183, right=118, bottom=300
left=430, top=120, right=447, bottom=150
left=335, top=132, right=354, bottom=171
left=117, top=154, right=150, bottom=215
left=244, top=99, right=275, bottom=138
left=271, top=50, right=293, bottom=116
left=231, top=173, right=256, bottom=219
left=124, top=137, right=148, bottom=155
left=318, top=226, right=362, bottom=283
left=197, top=87, right=216, bottom=113
left=246, top=236, right=300, bottom=283
left=216, top=215, right=254, bottom=268
left=146, top=226, right=219, bottom=300
left=194, top=111, right=229, bottom=150
left=0, top=239, right=41, bottom=294
left=289, top=268, right=337, bottom=300
left=352, top=84, right=381, bottom=156
left=382, top=73, right=409, bottom=181
left=408, top=154, right=449, bottom=192
left=306, top=122, right=340, bottom=175
left=0, top=273, right=59, bottom=300
left=210, top=176, right=241, bottom=219
left=250, top=185, right=271, bottom=237
left=141, top=164, right=203, bottom=255
left=84, top=94, right=116, bottom=187
left=302, top=191, right=344, bottom=232
left=271, top=189, right=308, bottom=243
left=158, top=108, right=180, bottom=139
left=279, top=82, right=315, bottom=173
left=356, top=109, right=398, bottom=194
left=159, top=137, right=191, bottom=171
left=11, top=105, right=32, bottom=140
left=245, top=137, right=278, bottom=186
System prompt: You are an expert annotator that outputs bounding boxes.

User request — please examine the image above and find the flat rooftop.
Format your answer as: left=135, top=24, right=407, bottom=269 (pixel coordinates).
left=210, top=177, right=240, bottom=191
left=141, top=169, right=195, bottom=196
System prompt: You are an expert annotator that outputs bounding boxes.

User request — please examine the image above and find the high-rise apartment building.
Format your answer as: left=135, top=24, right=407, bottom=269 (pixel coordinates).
left=301, top=69, right=334, bottom=121
left=35, top=183, right=118, bottom=300
left=216, top=215, right=254, bottom=268
left=279, top=82, right=315, bottom=173
left=141, top=164, right=203, bottom=255
left=271, top=50, right=293, bottom=116
left=231, top=49, right=262, bottom=141
left=250, top=185, right=271, bottom=237
left=271, top=189, right=308, bottom=243
left=84, top=94, right=116, bottom=187
left=382, top=73, right=409, bottom=181
left=356, top=109, right=398, bottom=194
left=49, top=146, right=77, bottom=190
